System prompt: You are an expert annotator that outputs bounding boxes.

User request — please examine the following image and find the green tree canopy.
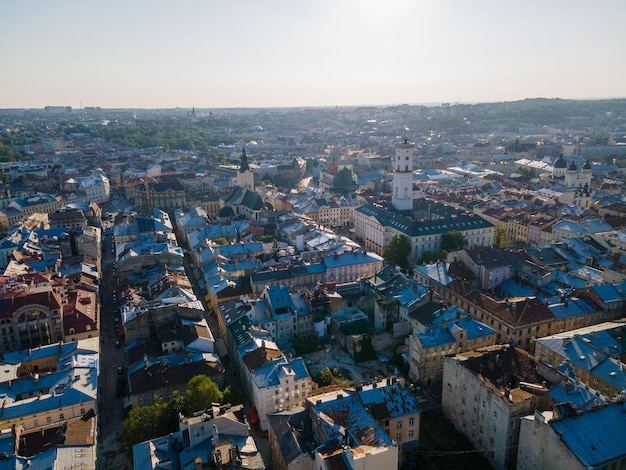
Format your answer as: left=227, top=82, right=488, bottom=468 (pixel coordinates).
left=441, top=230, right=466, bottom=252
left=333, top=167, right=356, bottom=192
left=0, top=142, right=23, bottom=162
left=419, top=250, right=448, bottom=264
left=118, top=400, right=172, bottom=456
left=384, top=234, right=411, bottom=270
left=493, top=223, right=510, bottom=249
left=184, top=375, right=223, bottom=415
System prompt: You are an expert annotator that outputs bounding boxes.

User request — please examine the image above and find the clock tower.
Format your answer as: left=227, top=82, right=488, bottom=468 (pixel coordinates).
left=392, top=138, right=415, bottom=211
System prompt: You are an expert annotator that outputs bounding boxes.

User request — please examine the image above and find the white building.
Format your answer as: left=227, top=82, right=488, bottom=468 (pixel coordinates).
left=392, top=139, right=415, bottom=211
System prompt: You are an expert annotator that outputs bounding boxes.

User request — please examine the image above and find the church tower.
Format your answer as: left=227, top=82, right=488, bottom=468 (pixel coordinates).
left=392, top=138, right=415, bottom=211
left=237, top=147, right=254, bottom=191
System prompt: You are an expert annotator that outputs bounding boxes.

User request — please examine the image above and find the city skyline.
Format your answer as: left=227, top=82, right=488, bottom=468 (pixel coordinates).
left=2, top=0, right=625, bottom=109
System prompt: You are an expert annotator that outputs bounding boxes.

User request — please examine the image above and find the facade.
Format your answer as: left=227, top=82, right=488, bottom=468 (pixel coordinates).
left=0, top=274, right=64, bottom=353
left=355, top=201, right=494, bottom=261
left=317, top=199, right=357, bottom=228
left=408, top=305, right=498, bottom=385
left=0, top=194, right=60, bottom=231
left=442, top=345, right=551, bottom=469
left=323, top=250, right=384, bottom=284
left=444, top=285, right=556, bottom=351
left=62, top=174, right=111, bottom=204
left=134, top=181, right=186, bottom=214
left=246, top=353, right=311, bottom=431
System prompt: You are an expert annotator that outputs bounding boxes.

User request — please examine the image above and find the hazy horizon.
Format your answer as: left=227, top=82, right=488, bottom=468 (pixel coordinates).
left=3, top=0, right=625, bottom=109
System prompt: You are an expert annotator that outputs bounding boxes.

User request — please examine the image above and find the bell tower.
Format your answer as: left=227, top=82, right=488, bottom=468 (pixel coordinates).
left=392, top=137, right=415, bottom=211
left=237, top=147, right=254, bottom=191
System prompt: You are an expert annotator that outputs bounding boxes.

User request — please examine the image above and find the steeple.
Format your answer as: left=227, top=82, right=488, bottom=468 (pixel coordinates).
left=239, top=147, right=251, bottom=173
left=236, top=146, right=254, bottom=191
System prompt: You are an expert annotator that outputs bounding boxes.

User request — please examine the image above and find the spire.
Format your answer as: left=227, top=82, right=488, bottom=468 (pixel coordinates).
left=239, top=147, right=250, bottom=173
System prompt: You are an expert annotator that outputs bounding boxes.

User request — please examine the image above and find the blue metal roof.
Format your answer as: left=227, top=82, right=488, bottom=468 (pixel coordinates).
left=550, top=402, right=626, bottom=468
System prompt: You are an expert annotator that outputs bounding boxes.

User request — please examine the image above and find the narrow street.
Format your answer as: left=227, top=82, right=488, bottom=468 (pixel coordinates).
left=97, top=231, right=128, bottom=469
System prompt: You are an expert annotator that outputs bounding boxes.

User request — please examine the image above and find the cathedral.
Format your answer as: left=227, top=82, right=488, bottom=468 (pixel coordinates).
left=551, top=154, right=592, bottom=208
left=219, top=148, right=266, bottom=221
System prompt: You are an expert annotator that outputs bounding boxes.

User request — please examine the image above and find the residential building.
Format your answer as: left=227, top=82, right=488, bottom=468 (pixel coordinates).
left=442, top=345, right=552, bottom=470
left=134, top=181, right=186, bottom=214
left=245, top=350, right=311, bottom=431
left=408, top=305, right=498, bottom=385
left=0, top=193, right=60, bottom=231
left=307, top=390, right=398, bottom=469
left=267, top=406, right=315, bottom=470
left=323, top=249, right=384, bottom=285
left=517, top=403, right=626, bottom=470
left=444, top=284, right=556, bottom=351
left=449, top=246, right=511, bottom=291
left=354, top=378, right=421, bottom=454
left=128, top=352, right=224, bottom=408
left=534, top=320, right=626, bottom=399
left=0, top=338, right=98, bottom=437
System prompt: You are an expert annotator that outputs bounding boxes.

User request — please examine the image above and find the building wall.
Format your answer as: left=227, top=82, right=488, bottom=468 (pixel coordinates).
left=517, top=413, right=588, bottom=470
left=251, top=372, right=311, bottom=431
left=442, top=355, right=547, bottom=470
left=0, top=398, right=95, bottom=433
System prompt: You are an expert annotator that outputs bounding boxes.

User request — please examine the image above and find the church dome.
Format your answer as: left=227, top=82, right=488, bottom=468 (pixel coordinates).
left=568, top=161, right=578, bottom=171
left=553, top=154, right=567, bottom=169
left=583, top=160, right=592, bottom=170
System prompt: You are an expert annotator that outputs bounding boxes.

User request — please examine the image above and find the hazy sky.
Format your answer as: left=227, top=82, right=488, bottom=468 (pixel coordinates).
left=2, top=0, right=625, bottom=109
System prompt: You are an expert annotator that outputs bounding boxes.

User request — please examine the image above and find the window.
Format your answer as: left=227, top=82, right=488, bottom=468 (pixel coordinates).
left=408, top=429, right=414, bottom=438
left=396, top=433, right=401, bottom=442
left=409, top=418, right=414, bottom=427
left=493, top=411, right=497, bottom=419
left=59, top=413, right=64, bottom=420
left=396, top=421, right=402, bottom=430
left=34, top=419, right=38, bottom=426
left=47, top=417, right=52, bottom=423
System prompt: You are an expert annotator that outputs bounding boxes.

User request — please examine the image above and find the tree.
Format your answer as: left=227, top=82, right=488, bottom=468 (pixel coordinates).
left=493, top=223, right=510, bottom=249
left=441, top=230, right=466, bottom=252
left=184, top=375, right=223, bottom=415
left=384, top=235, right=411, bottom=271
left=313, top=367, right=334, bottom=387
left=212, top=237, right=228, bottom=245
left=333, top=167, right=356, bottom=193
left=118, top=400, right=172, bottom=456
left=222, top=384, right=244, bottom=405
left=419, top=250, right=447, bottom=264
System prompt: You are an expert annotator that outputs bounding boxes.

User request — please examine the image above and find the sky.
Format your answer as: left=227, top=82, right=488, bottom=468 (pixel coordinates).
left=2, top=0, right=625, bottom=109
